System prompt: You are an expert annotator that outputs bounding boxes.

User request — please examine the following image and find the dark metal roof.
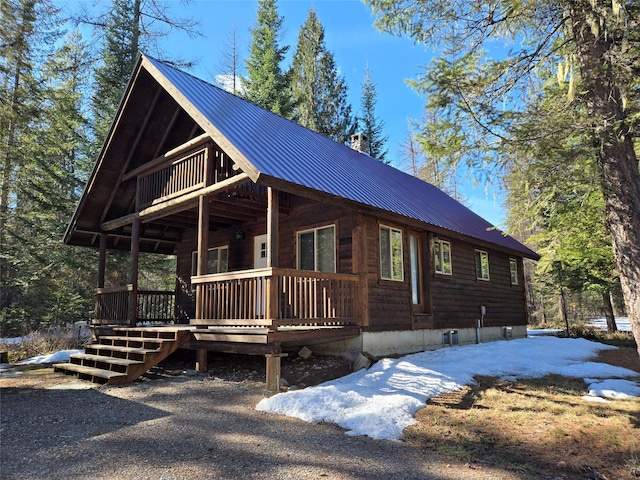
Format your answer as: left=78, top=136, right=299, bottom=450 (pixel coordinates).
left=144, top=55, right=538, bottom=259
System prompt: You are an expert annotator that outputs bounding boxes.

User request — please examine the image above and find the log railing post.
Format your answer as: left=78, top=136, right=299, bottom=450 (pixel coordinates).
left=129, top=219, right=140, bottom=326
left=195, top=194, right=209, bottom=372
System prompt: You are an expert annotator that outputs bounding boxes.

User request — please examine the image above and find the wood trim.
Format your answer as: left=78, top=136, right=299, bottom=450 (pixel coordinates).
left=99, top=85, right=163, bottom=225
left=142, top=56, right=261, bottom=181
left=100, top=173, right=250, bottom=231
left=122, top=133, right=210, bottom=182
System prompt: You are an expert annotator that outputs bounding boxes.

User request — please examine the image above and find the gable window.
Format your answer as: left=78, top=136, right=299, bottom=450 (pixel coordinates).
left=434, top=239, right=452, bottom=275
left=380, top=225, right=403, bottom=281
left=297, top=225, right=336, bottom=272
left=509, top=258, right=518, bottom=285
left=475, top=250, right=490, bottom=281
left=191, top=246, right=229, bottom=276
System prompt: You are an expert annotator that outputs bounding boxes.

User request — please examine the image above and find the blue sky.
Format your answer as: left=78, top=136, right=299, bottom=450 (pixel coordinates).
left=60, top=0, right=505, bottom=226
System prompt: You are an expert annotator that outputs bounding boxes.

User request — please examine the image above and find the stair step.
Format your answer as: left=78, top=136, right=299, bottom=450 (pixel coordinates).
left=97, top=336, right=170, bottom=348
left=53, top=363, right=127, bottom=380
left=87, top=344, right=161, bottom=354
left=70, top=353, right=144, bottom=367
left=193, top=327, right=271, bottom=334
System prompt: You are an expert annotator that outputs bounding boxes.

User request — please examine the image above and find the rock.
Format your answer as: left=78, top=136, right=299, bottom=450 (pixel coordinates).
left=279, top=377, right=289, bottom=387
left=352, top=353, right=371, bottom=372
left=185, top=369, right=199, bottom=376
left=298, top=346, right=312, bottom=359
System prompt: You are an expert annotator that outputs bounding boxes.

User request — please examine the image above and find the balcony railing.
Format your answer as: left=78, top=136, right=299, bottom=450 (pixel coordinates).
left=191, top=268, right=360, bottom=328
left=94, top=285, right=176, bottom=326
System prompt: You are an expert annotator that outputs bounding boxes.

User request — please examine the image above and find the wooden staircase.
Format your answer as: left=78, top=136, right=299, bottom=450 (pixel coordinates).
left=54, top=327, right=190, bottom=385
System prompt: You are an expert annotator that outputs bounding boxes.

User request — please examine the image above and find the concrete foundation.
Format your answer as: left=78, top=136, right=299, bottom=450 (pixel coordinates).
left=313, top=324, right=527, bottom=358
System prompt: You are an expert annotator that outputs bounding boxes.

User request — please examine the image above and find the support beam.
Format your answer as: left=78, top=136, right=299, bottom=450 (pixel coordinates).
left=195, top=195, right=209, bottom=320
left=196, top=348, right=208, bottom=373
left=267, top=187, right=279, bottom=268
left=129, top=219, right=141, bottom=326
left=100, top=173, right=250, bottom=231
left=98, top=234, right=107, bottom=289
left=265, top=353, right=287, bottom=391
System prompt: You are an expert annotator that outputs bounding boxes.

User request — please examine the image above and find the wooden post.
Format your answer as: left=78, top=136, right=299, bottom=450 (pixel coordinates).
left=98, top=234, right=107, bottom=289
left=265, top=353, right=287, bottom=391
left=196, top=348, right=208, bottom=373
left=195, top=195, right=209, bottom=373
left=195, top=195, right=209, bottom=319
left=266, top=187, right=279, bottom=323
left=129, top=219, right=140, bottom=326
left=267, top=187, right=279, bottom=268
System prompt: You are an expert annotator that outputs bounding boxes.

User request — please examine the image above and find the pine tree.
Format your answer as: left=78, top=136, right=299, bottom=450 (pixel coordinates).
left=290, top=8, right=355, bottom=144
left=368, top=0, right=640, bottom=356
left=91, top=0, right=140, bottom=154
left=0, top=0, right=56, bottom=323
left=359, top=66, right=388, bottom=162
left=242, top=0, right=291, bottom=116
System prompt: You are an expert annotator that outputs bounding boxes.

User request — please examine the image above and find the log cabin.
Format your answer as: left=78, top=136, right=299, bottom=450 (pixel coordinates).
left=55, top=53, right=539, bottom=390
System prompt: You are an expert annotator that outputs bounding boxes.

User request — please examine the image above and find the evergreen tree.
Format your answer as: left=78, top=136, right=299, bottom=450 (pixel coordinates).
left=242, top=0, right=291, bottom=116
left=91, top=0, right=140, bottom=154
left=290, top=9, right=355, bottom=144
left=368, top=0, right=640, bottom=356
left=0, top=0, right=57, bottom=325
left=358, top=66, right=388, bottom=162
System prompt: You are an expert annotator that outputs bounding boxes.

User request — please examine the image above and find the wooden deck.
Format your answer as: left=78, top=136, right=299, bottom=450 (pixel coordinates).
left=55, top=323, right=360, bottom=390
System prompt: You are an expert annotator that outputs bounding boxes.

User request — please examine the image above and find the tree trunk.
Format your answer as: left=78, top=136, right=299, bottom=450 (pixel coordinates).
left=602, top=290, right=617, bottom=333
left=570, top=0, right=640, bottom=357
left=559, top=288, right=569, bottom=335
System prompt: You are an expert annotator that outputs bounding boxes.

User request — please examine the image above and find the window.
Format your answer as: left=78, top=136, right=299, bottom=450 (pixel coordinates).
left=434, top=239, right=452, bottom=275
left=475, top=250, right=490, bottom=280
left=191, top=246, right=229, bottom=276
left=409, top=234, right=421, bottom=305
left=297, top=225, right=335, bottom=272
left=509, top=258, right=518, bottom=285
left=380, top=225, right=403, bottom=281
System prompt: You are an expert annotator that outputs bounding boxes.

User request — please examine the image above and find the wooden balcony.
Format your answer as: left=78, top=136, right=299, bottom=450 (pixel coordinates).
left=94, top=285, right=176, bottom=327
left=190, top=268, right=360, bottom=329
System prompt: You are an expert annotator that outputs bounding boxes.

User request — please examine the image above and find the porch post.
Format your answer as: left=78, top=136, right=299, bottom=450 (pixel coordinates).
left=129, top=219, right=140, bottom=326
left=266, top=187, right=279, bottom=322
left=266, top=187, right=279, bottom=268
left=195, top=194, right=209, bottom=373
left=98, top=234, right=107, bottom=288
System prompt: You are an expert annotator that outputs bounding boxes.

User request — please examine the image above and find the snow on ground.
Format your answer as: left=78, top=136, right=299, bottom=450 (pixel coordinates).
left=588, top=316, right=631, bottom=332
left=257, top=336, right=640, bottom=440
left=14, top=349, right=83, bottom=365
left=4, top=328, right=639, bottom=442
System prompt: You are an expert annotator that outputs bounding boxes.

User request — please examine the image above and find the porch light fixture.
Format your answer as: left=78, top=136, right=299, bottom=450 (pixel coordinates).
left=234, top=228, right=245, bottom=241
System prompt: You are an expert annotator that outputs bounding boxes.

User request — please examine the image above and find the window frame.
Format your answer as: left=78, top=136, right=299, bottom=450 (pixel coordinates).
left=296, top=224, right=336, bottom=273
left=434, top=239, right=452, bottom=275
left=409, top=233, right=423, bottom=306
left=509, top=258, right=518, bottom=285
left=191, top=245, right=229, bottom=277
left=379, top=224, right=404, bottom=281
left=475, top=249, right=490, bottom=281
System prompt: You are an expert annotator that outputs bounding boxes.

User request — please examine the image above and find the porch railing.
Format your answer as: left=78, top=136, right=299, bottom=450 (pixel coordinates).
left=94, top=285, right=175, bottom=326
left=191, top=268, right=360, bottom=327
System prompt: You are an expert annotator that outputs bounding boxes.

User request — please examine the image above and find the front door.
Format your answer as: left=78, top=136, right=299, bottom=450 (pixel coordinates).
left=254, top=234, right=267, bottom=316
left=254, top=234, right=268, bottom=269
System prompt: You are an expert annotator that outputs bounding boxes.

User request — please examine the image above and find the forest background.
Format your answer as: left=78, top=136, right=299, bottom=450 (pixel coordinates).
left=1, top=0, right=638, bottom=350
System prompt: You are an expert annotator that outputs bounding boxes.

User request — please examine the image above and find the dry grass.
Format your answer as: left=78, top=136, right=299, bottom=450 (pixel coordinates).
left=403, top=346, right=640, bottom=479
left=0, top=328, right=89, bottom=363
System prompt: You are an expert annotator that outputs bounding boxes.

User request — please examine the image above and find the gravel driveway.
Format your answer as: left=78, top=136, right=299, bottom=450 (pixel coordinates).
left=1, top=366, right=524, bottom=480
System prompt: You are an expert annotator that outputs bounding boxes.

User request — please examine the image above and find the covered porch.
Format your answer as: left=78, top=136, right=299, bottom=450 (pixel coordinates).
left=78, top=133, right=362, bottom=388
